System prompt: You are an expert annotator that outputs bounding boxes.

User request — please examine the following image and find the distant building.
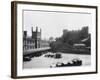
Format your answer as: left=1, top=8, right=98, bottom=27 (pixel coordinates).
left=73, top=43, right=86, bottom=50
left=23, top=27, right=41, bottom=50
left=31, top=27, right=41, bottom=48
left=63, top=29, right=68, bottom=35
left=81, top=35, right=91, bottom=47
left=73, top=35, right=91, bottom=50
left=23, top=27, right=50, bottom=51
left=41, top=40, right=50, bottom=47
left=23, top=36, right=35, bottom=50
left=49, top=37, right=55, bottom=42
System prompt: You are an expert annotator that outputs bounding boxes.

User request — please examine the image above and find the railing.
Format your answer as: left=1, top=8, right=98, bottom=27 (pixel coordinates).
left=23, top=47, right=51, bottom=55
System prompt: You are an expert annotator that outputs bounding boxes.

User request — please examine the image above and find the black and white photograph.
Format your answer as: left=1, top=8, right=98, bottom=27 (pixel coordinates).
left=23, top=10, right=91, bottom=69
left=11, top=1, right=97, bottom=78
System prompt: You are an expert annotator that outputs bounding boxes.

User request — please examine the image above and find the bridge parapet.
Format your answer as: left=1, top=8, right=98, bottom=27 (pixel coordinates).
left=23, top=47, right=51, bottom=55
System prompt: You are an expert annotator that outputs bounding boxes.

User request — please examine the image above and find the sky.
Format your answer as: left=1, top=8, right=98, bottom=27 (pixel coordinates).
left=23, top=10, right=91, bottom=40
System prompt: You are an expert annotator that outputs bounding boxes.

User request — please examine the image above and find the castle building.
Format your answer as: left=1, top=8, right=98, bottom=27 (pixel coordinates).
left=23, top=27, right=41, bottom=50
left=31, top=27, right=41, bottom=48
left=63, top=29, right=68, bottom=35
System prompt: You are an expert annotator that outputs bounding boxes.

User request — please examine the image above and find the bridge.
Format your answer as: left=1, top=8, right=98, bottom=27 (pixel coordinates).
left=23, top=47, right=51, bottom=56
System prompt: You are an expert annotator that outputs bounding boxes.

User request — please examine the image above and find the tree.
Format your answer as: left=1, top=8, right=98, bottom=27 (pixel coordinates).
left=50, top=26, right=90, bottom=53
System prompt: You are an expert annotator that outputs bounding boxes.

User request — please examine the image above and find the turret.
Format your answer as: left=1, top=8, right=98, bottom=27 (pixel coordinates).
left=24, top=31, right=27, bottom=38
left=40, top=28, right=41, bottom=34
left=36, top=26, right=38, bottom=33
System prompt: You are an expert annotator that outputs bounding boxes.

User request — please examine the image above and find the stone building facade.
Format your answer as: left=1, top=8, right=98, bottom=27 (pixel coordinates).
left=23, top=27, right=50, bottom=51
left=23, top=27, right=41, bottom=50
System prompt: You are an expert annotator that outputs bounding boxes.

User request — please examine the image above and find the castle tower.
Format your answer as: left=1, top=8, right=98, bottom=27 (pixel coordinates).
left=31, top=27, right=33, bottom=38
left=31, top=27, right=33, bottom=33
left=24, top=31, right=27, bottom=38
left=40, top=28, right=42, bottom=47
left=35, top=27, right=38, bottom=48
left=36, top=26, right=38, bottom=33
left=40, top=28, right=41, bottom=34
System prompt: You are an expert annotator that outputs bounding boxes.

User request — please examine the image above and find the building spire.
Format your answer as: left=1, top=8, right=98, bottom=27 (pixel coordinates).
left=40, top=28, right=41, bottom=33
left=31, top=27, right=33, bottom=33
left=31, top=27, right=33, bottom=38
left=36, top=26, right=38, bottom=32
